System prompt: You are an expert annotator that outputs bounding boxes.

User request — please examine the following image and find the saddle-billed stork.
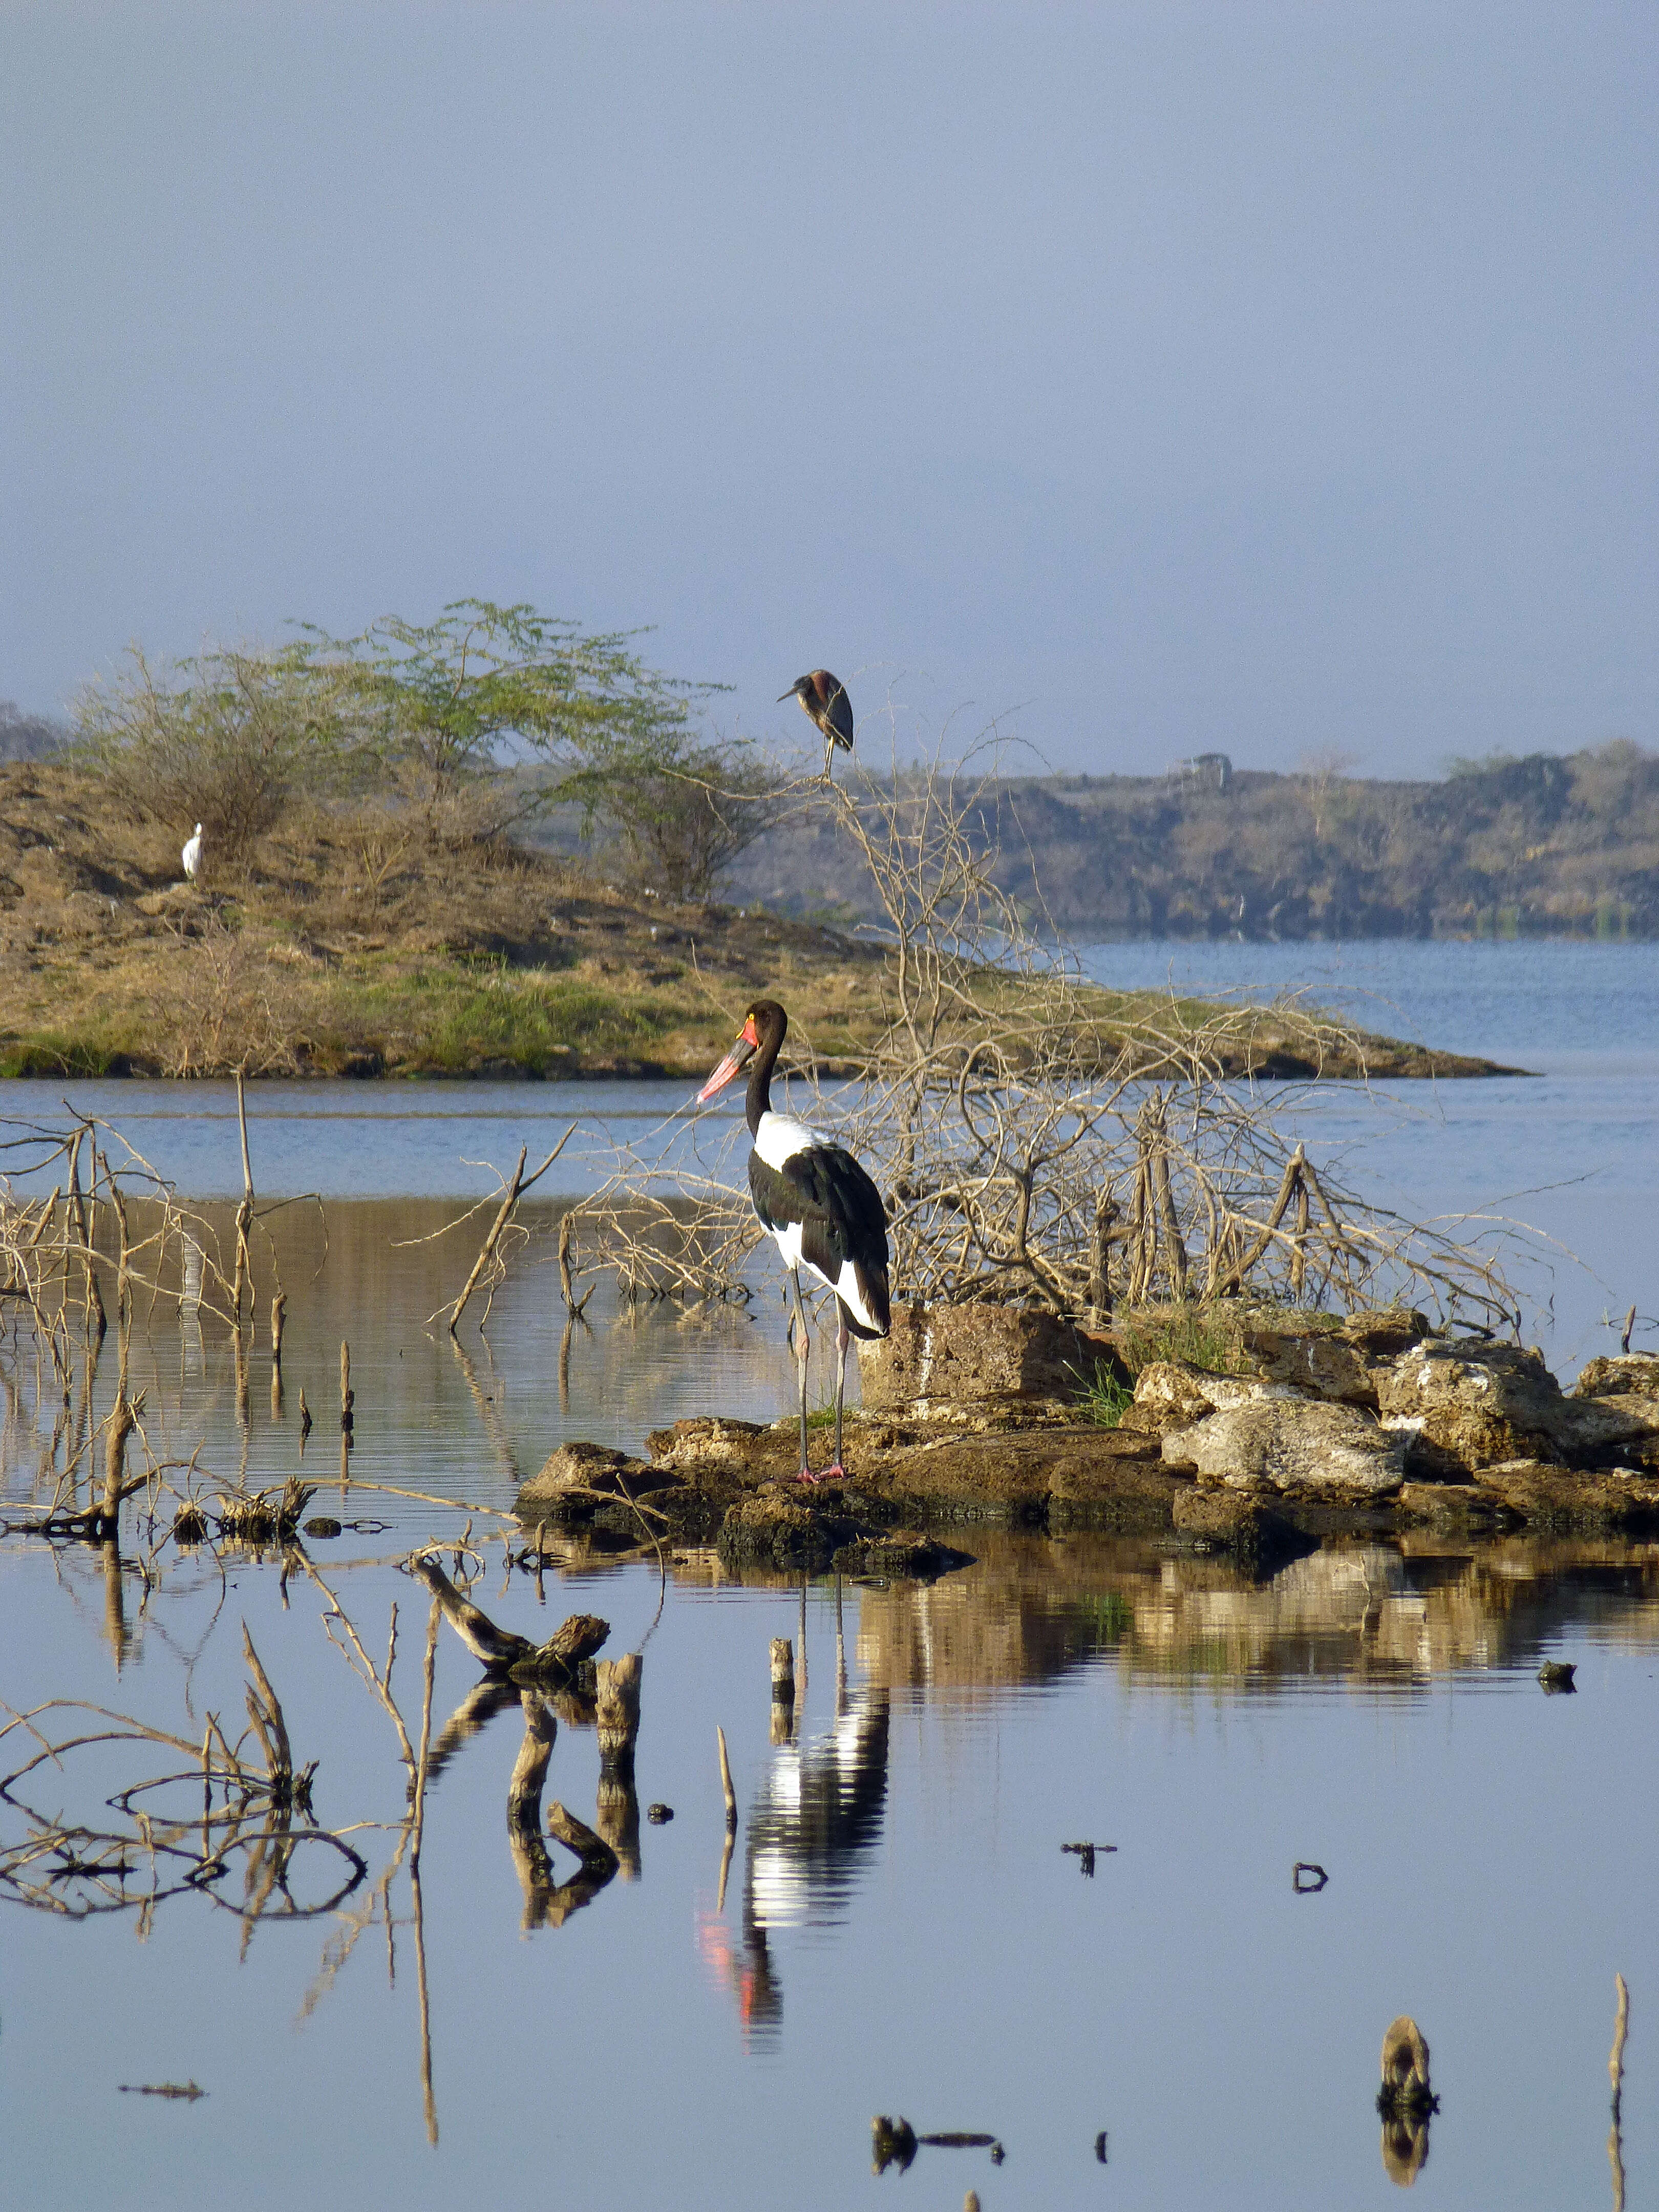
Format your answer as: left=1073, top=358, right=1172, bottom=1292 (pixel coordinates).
left=779, top=670, right=854, bottom=777
left=698, top=997, right=889, bottom=1481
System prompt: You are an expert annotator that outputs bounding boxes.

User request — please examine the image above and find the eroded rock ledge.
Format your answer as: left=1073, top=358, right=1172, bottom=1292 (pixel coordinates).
left=513, top=1306, right=1659, bottom=1573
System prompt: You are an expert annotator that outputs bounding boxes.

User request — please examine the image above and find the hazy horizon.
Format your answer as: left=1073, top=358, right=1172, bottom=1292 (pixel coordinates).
left=4, top=3, right=1654, bottom=777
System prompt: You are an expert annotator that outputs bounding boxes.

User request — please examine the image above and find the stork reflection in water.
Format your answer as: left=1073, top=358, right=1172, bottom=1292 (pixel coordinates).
left=697, top=1684, right=891, bottom=2047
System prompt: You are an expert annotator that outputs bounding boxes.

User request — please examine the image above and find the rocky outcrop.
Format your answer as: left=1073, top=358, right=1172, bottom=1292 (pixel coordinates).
left=512, top=1299, right=1659, bottom=1549
left=1126, top=1359, right=1289, bottom=1434
left=1237, top=1323, right=1375, bottom=1406
left=1573, top=1354, right=1659, bottom=1400
left=1338, top=1307, right=1433, bottom=1359
left=1375, top=1339, right=1659, bottom=1474
left=1164, top=1399, right=1409, bottom=1498
left=857, top=1302, right=1100, bottom=1417
left=514, top=1439, right=679, bottom=1521
left=1121, top=1309, right=1433, bottom=1435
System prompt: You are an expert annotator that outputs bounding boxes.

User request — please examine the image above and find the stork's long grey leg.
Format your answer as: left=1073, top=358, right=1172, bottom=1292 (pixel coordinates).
left=823, top=1304, right=851, bottom=1479
left=788, top=1268, right=813, bottom=1480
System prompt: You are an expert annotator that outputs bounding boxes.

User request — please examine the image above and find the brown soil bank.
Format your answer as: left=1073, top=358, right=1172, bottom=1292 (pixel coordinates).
left=1, top=763, right=1523, bottom=1080
left=514, top=1307, right=1659, bottom=1573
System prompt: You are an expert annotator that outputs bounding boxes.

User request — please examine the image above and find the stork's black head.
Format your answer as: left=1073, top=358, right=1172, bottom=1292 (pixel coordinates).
left=778, top=673, right=816, bottom=706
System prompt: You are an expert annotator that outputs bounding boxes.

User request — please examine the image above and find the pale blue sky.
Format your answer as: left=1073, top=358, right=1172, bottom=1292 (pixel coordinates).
left=3, top=1, right=1654, bottom=774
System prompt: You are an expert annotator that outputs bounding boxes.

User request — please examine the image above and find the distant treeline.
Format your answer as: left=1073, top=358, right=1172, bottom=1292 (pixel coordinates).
left=725, top=743, right=1659, bottom=940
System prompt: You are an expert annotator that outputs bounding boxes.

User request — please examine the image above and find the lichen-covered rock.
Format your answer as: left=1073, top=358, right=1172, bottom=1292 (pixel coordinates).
left=718, top=1483, right=866, bottom=1571
left=1376, top=1338, right=1659, bottom=1472
left=1239, top=1323, right=1376, bottom=1406
left=1395, top=1480, right=1509, bottom=1531
left=1164, top=1399, right=1408, bottom=1497
left=646, top=1416, right=771, bottom=1470
left=1127, top=1359, right=1292, bottom=1438
left=515, top=1439, right=678, bottom=1520
left=1044, top=1439, right=1189, bottom=1530
left=856, top=1301, right=1096, bottom=1413
left=1566, top=1394, right=1659, bottom=1467
left=1572, top=1353, right=1659, bottom=1401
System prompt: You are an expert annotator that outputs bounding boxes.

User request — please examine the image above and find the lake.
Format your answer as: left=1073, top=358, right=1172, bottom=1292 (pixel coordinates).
left=2, top=939, right=1656, bottom=2208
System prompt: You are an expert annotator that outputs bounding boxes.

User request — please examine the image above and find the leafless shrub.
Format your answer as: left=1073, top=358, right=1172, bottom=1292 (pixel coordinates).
left=158, top=910, right=304, bottom=1078
left=603, top=737, right=788, bottom=900
left=573, top=733, right=1521, bottom=1329
left=73, top=643, right=356, bottom=869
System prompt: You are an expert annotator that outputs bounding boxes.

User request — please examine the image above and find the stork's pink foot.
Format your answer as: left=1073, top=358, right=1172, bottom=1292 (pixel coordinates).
left=795, top=1466, right=821, bottom=1485
left=817, top=1462, right=845, bottom=1481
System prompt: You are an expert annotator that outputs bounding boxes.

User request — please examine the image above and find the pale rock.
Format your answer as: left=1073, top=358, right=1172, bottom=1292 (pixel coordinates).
left=1162, top=1398, right=1408, bottom=1497
left=1572, top=1353, right=1659, bottom=1401
left=857, top=1301, right=1096, bottom=1413
left=1239, top=1322, right=1376, bottom=1405
left=1132, top=1358, right=1294, bottom=1427
left=1376, top=1337, right=1659, bottom=1471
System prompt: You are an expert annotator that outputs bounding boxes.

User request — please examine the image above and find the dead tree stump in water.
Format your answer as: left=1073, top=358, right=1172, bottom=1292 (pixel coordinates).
left=411, top=1552, right=609, bottom=1682
left=594, top=1653, right=643, bottom=1877
left=770, top=1636, right=796, bottom=1745
left=508, top=1692, right=556, bottom=1834
left=1377, top=2014, right=1436, bottom=2186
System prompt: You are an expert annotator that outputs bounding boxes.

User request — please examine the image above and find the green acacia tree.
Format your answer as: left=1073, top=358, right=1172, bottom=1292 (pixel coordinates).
left=301, top=600, right=725, bottom=820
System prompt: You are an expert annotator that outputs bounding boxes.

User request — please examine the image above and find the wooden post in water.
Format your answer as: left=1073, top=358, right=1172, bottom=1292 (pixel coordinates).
left=594, top=1653, right=642, bottom=1878
left=231, top=1071, right=254, bottom=1327
left=339, top=1341, right=353, bottom=1439
left=271, top=1289, right=286, bottom=1369
left=770, top=1636, right=796, bottom=1745
left=102, top=1392, right=139, bottom=1536
left=67, top=1130, right=107, bottom=1340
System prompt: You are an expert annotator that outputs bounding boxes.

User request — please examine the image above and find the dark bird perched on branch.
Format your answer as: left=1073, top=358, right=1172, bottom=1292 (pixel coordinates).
left=779, top=669, right=854, bottom=777
left=698, top=997, right=889, bottom=1480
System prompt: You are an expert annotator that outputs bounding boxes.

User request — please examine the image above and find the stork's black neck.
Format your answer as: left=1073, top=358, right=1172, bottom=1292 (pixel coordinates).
left=745, top=1002, right=787, bottom=1137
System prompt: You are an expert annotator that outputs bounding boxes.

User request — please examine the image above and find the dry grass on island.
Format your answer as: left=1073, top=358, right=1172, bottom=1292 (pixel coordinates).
left=0, top=761, right=1518, bottom=1083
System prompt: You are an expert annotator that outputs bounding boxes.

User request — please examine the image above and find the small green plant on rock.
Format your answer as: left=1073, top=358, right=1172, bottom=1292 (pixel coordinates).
left=1071, top=1362, right=1134, bottom=1428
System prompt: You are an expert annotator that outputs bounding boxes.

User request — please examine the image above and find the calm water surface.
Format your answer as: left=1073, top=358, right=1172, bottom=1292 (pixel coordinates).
left=3, top=941, right=1657, bottom=2207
